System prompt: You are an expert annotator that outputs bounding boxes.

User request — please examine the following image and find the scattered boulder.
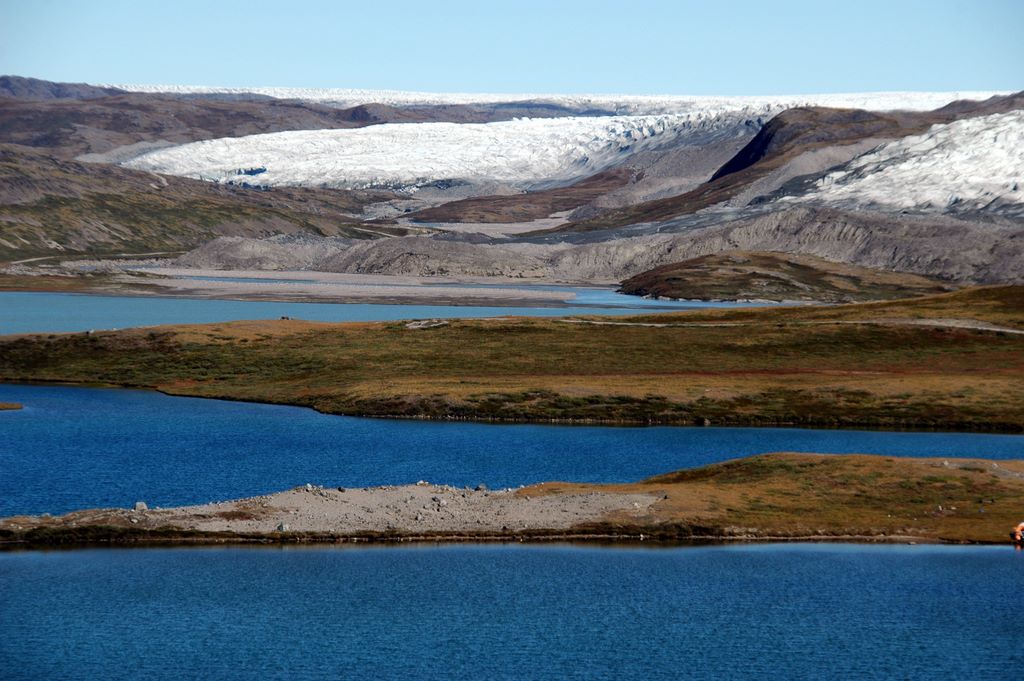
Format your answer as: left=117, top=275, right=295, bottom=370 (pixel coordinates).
left=133, top=501, right=148, bottom=511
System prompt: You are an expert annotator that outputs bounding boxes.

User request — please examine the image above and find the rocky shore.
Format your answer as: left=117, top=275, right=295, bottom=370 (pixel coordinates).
left=0, top=482, right=659, bottom=547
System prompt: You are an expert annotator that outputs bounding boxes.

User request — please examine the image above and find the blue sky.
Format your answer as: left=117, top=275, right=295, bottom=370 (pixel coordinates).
left=1, top=0, right=1020, bottom=94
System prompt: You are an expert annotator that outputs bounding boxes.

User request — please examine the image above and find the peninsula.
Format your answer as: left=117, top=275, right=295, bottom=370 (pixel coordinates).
left=1, top=286, right=1021, bottom=431
left=3, top=454, right=1022, bottom=548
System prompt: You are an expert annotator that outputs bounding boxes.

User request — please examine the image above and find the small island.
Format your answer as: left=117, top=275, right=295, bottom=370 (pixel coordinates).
left=4, top=454, right=1022, bottom=548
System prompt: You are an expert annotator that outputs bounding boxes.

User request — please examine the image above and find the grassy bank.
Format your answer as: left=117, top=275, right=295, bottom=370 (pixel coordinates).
left=0, top=286, right=1022, bottom=430
left=591, top=453, right=1024, bottom=543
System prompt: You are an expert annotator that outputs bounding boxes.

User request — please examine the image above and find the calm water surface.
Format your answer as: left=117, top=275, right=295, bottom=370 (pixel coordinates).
left=1, top=543, right=1020, bottom=680
left=0, top=290, right=754, bottom=335
left=5, top=281, right=1020, bottom=681
left=2, top=384, right=1021, bottom=516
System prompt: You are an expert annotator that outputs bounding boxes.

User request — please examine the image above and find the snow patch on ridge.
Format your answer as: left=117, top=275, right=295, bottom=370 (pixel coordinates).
left=124, top=114, right=742, bottom=190
left=787, top=110, right=1024, bottom=212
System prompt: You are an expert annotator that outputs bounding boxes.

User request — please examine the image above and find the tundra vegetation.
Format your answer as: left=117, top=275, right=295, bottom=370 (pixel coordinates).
left=1, top=286, right=1021, bottom=431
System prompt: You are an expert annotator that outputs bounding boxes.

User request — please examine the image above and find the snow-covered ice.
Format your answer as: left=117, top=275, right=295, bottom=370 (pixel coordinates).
left=113, top=84, right=1007, bottom=115
left=123, top=113, right=747, bottom=189
left=787, top=110, right=1024, bottom=212
left=116, top=85, right=1014, bottom=193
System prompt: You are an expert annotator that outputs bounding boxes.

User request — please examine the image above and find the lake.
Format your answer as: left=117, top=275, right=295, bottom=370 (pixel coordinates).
left=3, top=290, right=1022, bottom=681
left=0, top=289, right=756, bottom=335
left=2, top=383, right=1021, bottom=516
left=1, top=543, right=1020, bottom=680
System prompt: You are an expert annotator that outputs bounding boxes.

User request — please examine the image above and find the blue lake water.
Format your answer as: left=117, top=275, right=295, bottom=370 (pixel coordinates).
left=3, top=286, right=1022, bottom=681
left=2, top=383, right=1021, bottom=516
left=1, top=543, right=1020, bottom=680
left=0, top=289, right=755, bottom=335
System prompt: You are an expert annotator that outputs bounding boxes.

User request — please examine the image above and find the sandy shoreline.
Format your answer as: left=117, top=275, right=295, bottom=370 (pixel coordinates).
left=127, top=268, right=583, bottom=305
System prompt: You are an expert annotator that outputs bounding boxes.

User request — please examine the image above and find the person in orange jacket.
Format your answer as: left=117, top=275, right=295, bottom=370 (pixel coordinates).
left=1013, top=522, right=1024, bottom=544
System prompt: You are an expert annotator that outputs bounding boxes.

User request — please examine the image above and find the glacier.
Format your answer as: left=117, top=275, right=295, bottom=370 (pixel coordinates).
left=123, top=113, right=752, bottom=190
left=787, top=110, right=1024, bottom=212
left=117, top=87, right=1014, bottom=193
left=114, top=84, right=1007, bottom=115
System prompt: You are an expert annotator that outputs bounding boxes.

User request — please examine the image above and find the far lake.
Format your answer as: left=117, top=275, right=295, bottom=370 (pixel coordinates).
left=1, top=543, right=1020, bottom=680
left=0, top=289, right=758, bottom=335
left=1, top=384, right=1021, bottom=516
